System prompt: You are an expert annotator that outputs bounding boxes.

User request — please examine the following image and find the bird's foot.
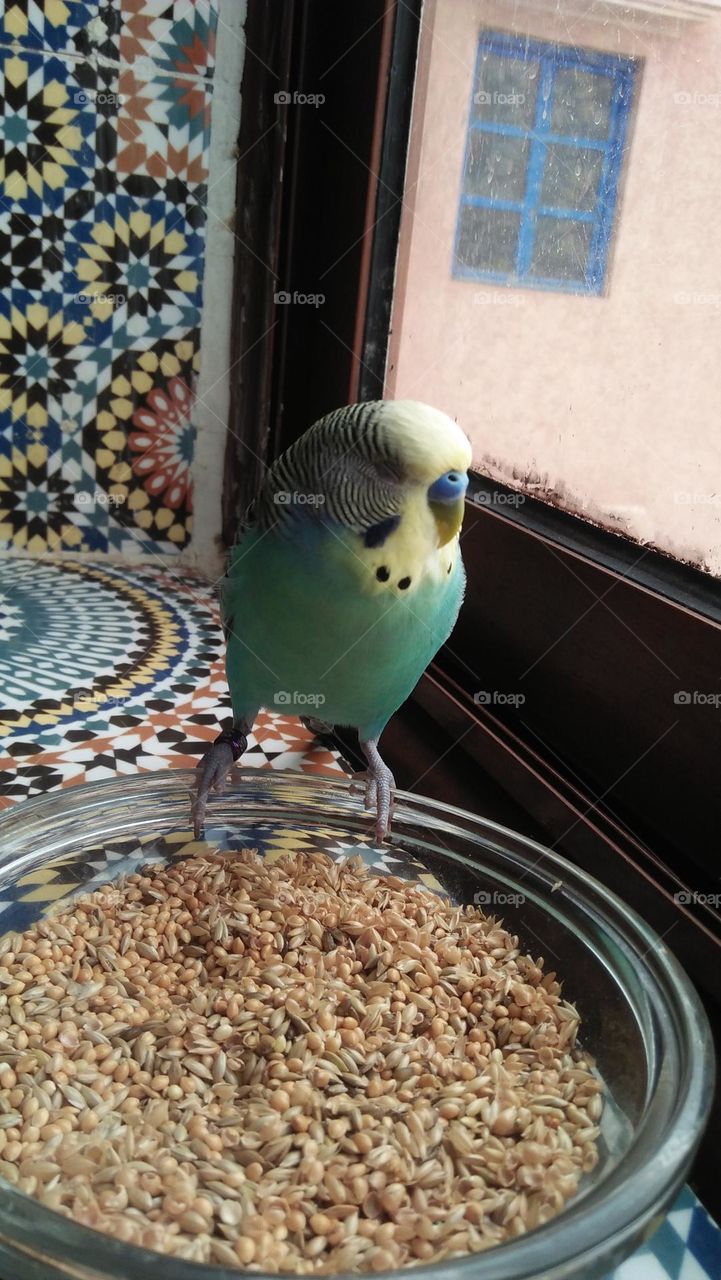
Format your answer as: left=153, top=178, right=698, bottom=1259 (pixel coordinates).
left=352, top=740, right=396, bottom=843
left=192, top=726, right=247, bottom=839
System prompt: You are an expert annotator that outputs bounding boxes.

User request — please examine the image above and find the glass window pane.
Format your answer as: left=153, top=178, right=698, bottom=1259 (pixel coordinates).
left=472, top=51, right=538, bottom=128
left=540, top=144, right=604, bottom=212
left=464, top=131, right=529, bottom=202
left=529, top=215, right=593, bottom=282
left=551, top=68, right=613, bottom=140
left=456, top=205, right=521, bottom=274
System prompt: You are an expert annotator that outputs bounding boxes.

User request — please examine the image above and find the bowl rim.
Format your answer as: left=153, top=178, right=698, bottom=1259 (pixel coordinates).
left=0, top=768, right=714, bottom=1280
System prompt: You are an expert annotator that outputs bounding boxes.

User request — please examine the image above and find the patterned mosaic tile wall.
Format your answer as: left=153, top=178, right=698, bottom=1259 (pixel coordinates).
left=0, top=0, right=220, bottom=556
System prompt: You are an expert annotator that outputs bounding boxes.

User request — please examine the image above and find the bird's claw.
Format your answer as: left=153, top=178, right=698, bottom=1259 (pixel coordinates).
left=192, top=740, right=236, bottom=839
left=351, top=764, right=396, bottom=844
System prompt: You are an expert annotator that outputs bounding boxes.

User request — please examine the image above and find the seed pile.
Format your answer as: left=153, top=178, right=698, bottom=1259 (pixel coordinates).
left=0, top=851, right=602, bottom=1271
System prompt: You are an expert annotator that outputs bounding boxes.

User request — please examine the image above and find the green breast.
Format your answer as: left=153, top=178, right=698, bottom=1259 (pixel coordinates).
left=223, top=525, right=465, bottom=738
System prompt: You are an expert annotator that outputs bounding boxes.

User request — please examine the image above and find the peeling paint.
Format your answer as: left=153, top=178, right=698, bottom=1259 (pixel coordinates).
left=476, top=454, right=719, bottom=578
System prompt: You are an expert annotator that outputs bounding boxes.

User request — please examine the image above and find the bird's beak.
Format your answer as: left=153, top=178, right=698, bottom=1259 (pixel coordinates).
left=431, top=498, right=465, bottom=548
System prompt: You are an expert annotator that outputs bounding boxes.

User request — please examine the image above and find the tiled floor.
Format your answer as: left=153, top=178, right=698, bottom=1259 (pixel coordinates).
left=0, top=557, right=343, bottom=801
left=0, top=557, right=719, bottom=1279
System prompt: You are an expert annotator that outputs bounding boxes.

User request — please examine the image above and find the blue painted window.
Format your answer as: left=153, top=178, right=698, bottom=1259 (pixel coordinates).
left=453, top=32, right=638, bottom=295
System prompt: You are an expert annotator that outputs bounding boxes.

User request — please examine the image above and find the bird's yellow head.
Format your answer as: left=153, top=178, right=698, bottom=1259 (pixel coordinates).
left=377, top=400, right=472, bottom=547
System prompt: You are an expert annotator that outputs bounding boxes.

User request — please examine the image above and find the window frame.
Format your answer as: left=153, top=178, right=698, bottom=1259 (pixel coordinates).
left=452, top=29, right=638, bottom=295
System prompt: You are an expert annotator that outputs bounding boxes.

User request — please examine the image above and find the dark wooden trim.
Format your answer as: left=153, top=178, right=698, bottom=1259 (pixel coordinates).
left=348, top=1, right=397, bottom=405
left=441, top=493, right=720, bottom=874
left=221, top=0, right=297, bottom=545
left=468, top=473, right=721, bottom=626
left=222, top=0, right=425, bottom=540
left=268, top=0, right=391, bottom=459
left=356, top=0, right=423, bottom=402
left=343, top=491, right=721, bottom=1212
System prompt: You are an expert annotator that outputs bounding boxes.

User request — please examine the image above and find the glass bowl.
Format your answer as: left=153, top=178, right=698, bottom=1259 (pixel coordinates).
left=0, top=769, right=713, bottom=1280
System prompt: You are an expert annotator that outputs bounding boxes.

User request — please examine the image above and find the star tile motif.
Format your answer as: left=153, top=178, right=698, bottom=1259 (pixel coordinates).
left=0, top=440, right=83, bottom=552
left=116, top=67, right=213, bottom=186
left=119, top=0, right=218, bottom=79
left=0, top=2, right=217, bottom=556
left=0, top=50, right=97, bottom=215
left=0, top=1, right=119, bottom=58
left=0, top=209, right=65, bottom=293
left=0, top=295, right=89, bottom=439
left=65, top=192, right=206, bottom=337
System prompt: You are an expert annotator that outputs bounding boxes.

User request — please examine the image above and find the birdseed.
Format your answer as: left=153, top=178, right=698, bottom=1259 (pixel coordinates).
left=0, top=850, right=602, bottom=1271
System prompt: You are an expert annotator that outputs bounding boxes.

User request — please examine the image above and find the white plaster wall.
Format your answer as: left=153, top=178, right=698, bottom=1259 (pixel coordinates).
left=387, top=0, right=721, bottom=576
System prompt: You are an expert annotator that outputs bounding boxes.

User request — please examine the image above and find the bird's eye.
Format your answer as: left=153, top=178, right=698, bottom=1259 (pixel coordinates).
left=427, top=471, right=469, bottom=504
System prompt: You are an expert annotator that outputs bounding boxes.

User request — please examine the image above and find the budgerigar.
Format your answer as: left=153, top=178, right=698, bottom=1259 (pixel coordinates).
left=193, top=400, right=472, bottom=842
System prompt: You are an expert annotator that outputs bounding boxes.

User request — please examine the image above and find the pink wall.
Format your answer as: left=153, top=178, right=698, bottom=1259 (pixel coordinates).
left=387, top=0, right=721, bottom=575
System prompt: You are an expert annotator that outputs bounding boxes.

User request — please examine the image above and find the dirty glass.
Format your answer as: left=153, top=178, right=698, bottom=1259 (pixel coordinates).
left=387, top=0, right=721, bottom=573
left=551, top=67, right=614, bottom=139
left=463, top=131, right=529, bottom=201
left=454, top=32, right=633, bottom=290
left=455, top=205, right=521, bottom=274
left=471, top=52, right=538, bottom=128
left=540, top=145, right=604, bottom=213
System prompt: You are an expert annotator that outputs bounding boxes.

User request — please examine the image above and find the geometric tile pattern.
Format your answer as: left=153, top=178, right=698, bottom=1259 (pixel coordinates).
left=119, top=0, right=217, bottom=79
left=610, top=1184, right=721, bottom=1279
left=0, top=49, right=97, bottom=216
left=0, top=558, right=717, bottom=1279
left=0, top=0, right=220, bottom=555
left=0, top=299, right=87, bottom=440
left=0, top=209, right=65, bottom=293
left=65, top=192, right=205, bottom=336
left=117, top=66, right=213, bottom=185
left=0, top=2, right=119, bottom=59
left=0, top=560, right=345, bottom=808
left=85, top=333, right=199, bottom=549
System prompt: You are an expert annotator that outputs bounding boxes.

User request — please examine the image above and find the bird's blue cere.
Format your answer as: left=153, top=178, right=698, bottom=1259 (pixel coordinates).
left=428, top=471, right=469, bottom=504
